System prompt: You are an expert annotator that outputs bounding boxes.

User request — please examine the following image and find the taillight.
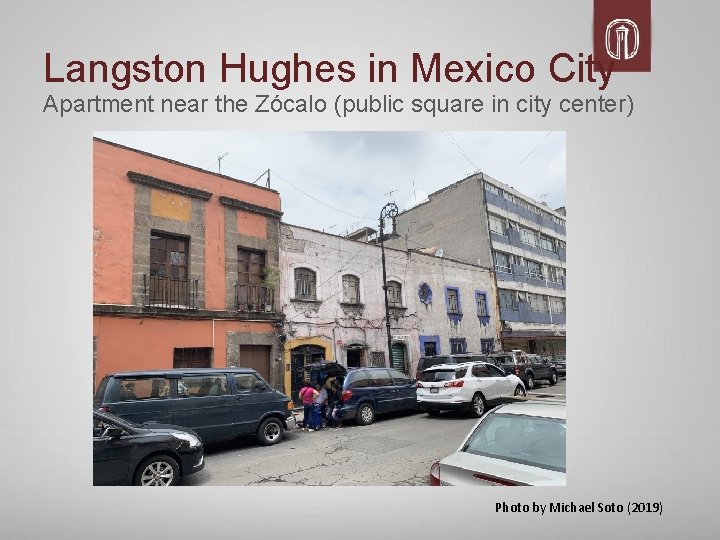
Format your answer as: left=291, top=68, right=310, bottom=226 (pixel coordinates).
left=416, top=381, right=424, bottom=388
left=341, top=389, right=352, bottom=401
left=444, top=380, right=464, bottom=388
left=514, top=367, right=520, bottom=376
left=429, top=461, right=441, bottom=486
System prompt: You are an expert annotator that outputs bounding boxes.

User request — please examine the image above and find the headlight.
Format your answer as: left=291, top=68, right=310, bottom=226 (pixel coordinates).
left=172, top=432, right=201, bottom=448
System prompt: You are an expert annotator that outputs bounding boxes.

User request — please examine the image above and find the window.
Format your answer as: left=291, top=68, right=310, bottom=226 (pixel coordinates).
left=488, top=364, right=507, bottom=377
left=368, top=369, right=393, bottom=386
left=347, top=369, right=371, bottom=388
left=550, top=297, right=566, bottom=313
left=387, top=281, right=402, bottom=307
left=234, top=373, right=263, bottom=392
left=476, top=292, right=488, bottom=317
left=149, top=232, right=191, bottom=307
left=446, top=287, right=461, bottom=314
left=471, top=364, right=492, bottom=378
left=558, top=239, right=566, bottom=250
left=540, top=235, right=556, bottom=252
left=529, top=293, right=549, bottom=312
left=493, top=251, right=511, bottom=273
left=527, top=260, right=543, bottom=280
left=503, top=191, right=516, bottom=203
left=520, top=227, right=539, bottom=247
left=238, top=249, right=266, bottom=286
left=484, top=182, right=500, bottom=196
left=481, top=338, right=494, bottom=354
left=499, top=289, right=518, bottom=310
left=177, top=375, right=229, bottom=398
left=342, top=274, right=360, bottom=304
left=389, top=369, right=412, bottom=385
left=370, top=351, right=386, bottom=367
left=294, top=267, right=317, bottom=300
left=150, top=232, right=189, bottom=279
left=117, top=377, right=170, bottom=401
left=488, top=215, right=507, bottom=236
left=450, top=338, right=467, bottom=354
left=173, top=347, right=212, bottom=368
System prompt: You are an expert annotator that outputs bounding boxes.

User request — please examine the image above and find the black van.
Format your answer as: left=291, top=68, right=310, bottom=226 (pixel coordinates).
left=94, top=368, right=297, bottom=446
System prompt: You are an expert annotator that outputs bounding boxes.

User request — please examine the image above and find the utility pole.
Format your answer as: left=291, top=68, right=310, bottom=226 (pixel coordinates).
left=379, top=202, right=399, bottom=369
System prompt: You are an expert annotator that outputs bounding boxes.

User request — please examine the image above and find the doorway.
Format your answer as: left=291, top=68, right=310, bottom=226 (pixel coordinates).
left=290, top=345, right=326, bottom=404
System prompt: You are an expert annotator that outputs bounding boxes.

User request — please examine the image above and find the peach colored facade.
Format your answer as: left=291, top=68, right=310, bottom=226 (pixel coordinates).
left=93, top=139, right=285, bottom=391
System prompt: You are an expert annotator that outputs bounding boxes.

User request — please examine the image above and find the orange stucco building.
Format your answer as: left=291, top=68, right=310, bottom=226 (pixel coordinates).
left=93, top=138, right=285, bottom=391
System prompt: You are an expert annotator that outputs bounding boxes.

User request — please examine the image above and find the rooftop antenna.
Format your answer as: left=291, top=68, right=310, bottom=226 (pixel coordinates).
left=383, top=188, right=398, bottom=202
left=217, top=152, right=229, bottom=174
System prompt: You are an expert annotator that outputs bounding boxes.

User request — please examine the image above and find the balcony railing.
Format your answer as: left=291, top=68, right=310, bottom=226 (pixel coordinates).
left=144, top=274, right=198, bottom=309
left=236, top=284, right=275, bottom=313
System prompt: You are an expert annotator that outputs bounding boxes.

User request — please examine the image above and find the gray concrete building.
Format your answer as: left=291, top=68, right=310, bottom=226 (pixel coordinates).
left=386, top=173, right=566, bottom=356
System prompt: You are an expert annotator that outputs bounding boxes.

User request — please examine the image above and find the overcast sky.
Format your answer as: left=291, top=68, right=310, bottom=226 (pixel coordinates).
left=94, top=131, right=565, bottom=235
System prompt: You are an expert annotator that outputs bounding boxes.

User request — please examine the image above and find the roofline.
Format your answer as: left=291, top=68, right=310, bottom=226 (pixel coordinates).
left=282, top=222, right=494, bottom=272
left=93, top=137, right=280, bottom=195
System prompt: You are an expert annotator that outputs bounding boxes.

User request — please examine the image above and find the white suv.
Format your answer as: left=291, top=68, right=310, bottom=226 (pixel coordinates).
left=417, top=362, right=526, bottom=417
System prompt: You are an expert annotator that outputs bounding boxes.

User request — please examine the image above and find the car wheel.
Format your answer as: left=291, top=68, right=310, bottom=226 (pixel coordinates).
left=257, top=417, right=284, bottom=445
left=470, top=393, right=486, bottom=418
left=133, top=455, right=179, bottom=486
left=356, top=403, right=375, bottom=425
left=514, top=385, right=526, bottom=397
left=549, top=371, right=558, bottom=385
left=525, top=374, right=535, bottom=390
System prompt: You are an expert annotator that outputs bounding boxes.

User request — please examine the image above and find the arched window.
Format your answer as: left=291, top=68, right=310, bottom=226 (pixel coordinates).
left=387, top=280, right=402, bottom=307
left=342, top=274, right=360, bottom=304
left=294, top=267, right=317, bottom=300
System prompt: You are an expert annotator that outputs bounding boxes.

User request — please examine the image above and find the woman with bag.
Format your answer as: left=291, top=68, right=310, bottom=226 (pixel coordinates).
left=298, top=381, right=318, bottom=431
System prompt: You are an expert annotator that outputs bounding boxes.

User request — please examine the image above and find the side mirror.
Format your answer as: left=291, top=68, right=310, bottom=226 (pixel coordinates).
left=103, top=426, right=124, bottom=439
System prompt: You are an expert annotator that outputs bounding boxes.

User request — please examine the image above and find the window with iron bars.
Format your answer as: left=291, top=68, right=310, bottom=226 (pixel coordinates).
left=294, top=267, right=317, bottom=300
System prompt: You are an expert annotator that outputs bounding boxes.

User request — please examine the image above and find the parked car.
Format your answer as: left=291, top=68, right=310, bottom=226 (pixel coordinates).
left=489, top=352, right=558, bottom=390
left=415, top=353, right=491, bottom=380
left=417, top=361, right=526, bottom=417
left=429, top=400, right=566, bottom=486
left=94, top=368, right=296, bottom=446
left=304, top=362, right=418, bottom=425
left=93, top=410, right=205, bottom=486
left=550, top=356, right=566, bottom=377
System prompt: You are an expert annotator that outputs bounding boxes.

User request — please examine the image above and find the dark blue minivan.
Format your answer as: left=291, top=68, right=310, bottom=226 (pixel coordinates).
left=94, top=368, right=296, bottom=446
left=305, top=362, right=418, bottom=425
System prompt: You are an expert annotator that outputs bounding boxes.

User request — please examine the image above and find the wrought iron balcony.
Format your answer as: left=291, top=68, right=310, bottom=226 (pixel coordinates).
left=143, top=274, right=198, bottom=309
left=236, top=284, right=275, bottom=313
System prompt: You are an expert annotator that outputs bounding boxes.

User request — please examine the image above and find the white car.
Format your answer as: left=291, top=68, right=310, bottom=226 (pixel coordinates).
left=417, top=361, right=526, bottom=417
left=429, top=401, right=566, bottom=486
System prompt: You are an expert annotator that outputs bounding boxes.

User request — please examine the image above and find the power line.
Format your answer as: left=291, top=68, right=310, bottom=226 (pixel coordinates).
left=443, top=131, right=480, bottom=171
left=508, top=131, right=553, bottom=176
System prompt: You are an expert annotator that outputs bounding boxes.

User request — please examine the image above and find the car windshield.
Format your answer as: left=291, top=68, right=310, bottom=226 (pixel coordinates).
left=420, top=368, right=466, bottom=382
left=461, top=413, right=566, bottom=472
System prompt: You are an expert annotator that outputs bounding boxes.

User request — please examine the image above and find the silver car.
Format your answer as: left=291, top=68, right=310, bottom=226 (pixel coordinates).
left=429, top=401, right=566, bottom=486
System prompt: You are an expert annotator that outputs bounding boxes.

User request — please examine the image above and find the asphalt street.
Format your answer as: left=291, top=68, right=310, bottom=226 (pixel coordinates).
left=179, top=377, right=565, bottom=486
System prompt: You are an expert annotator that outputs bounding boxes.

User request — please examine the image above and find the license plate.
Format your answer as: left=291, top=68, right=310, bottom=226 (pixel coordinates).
left=430, top=387, right=439, bottom=394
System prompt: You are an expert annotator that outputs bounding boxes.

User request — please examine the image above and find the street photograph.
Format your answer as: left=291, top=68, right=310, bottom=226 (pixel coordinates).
left=92, top=131, right=566, bottom=486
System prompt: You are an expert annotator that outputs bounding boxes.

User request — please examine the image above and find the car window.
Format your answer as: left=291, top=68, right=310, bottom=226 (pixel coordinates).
left=462, top=413, right=566, bottom=472
left=389, top=369, right=412, bottom=385
left=234, top=374, right=263, bottom=393
left=487, top=364, right=507, bottom=377
left=94, top=378, right=109, bottom=402
left=178, top=374, right=229, bottom=397
left=117, top=377, right=170, bottom=401
left=420, top=369, right=457, bottom=382
left=347, top=370, right=371, bottom=388
left=471, top=364, right=492, bottom=377
left=368, top=369, right=393, bottom=386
